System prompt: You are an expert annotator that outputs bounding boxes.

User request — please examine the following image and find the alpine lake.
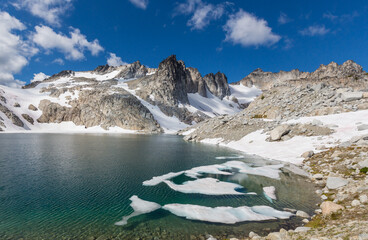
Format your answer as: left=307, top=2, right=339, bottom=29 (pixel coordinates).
left=0, top=133, right=319, bottom=240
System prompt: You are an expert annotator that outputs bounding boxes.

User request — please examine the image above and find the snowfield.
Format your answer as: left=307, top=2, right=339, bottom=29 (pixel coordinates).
left=199, top=110, right=368, bottom=165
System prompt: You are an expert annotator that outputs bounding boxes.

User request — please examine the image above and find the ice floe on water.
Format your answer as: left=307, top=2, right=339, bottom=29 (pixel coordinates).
left=116, top=160, right=292, bottom=226
left=184, top=164, right=233, bottom=178
left=162, top=204, right=293, bottom=224
left=163, top=177, right=248, bottom=195
left=115, top=195, right=161, bottom=226
left=142, top=171, right=184, bottom=186
left=263, top=186, right=277, bottom=202
left=251, top=206, right=293, bottom=219
left=142, top=160, right=283, bottom=188
left=116, top=196, right=293, bottom=225
left=223, top=161, right=283, bottom=180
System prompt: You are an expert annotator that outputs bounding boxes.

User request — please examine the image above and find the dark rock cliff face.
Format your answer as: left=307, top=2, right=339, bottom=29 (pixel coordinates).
left=129, top=55, right=231, bottom=104
left=237, top=60, right=366, bottom=90
left=185, top=67, right=207, bottom=97
left=203, top=72, right=231, bottom=99
left=151, top=55, right=190, bottom=106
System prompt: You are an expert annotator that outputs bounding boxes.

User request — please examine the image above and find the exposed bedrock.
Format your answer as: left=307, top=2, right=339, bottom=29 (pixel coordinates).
left=0, top=103, right=24, bottom=127
left=37, top=89, right=162, bottom=132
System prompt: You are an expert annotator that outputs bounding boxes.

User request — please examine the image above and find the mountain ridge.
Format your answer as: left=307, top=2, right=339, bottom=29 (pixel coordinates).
left=235, top=60, right=365, bottom=90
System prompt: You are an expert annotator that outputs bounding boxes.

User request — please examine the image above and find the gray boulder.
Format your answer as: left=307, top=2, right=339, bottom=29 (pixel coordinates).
left=358, top=159, right=368, bottom=168
left=357, top=124, right=368, bottom=131
left=340, top=92, right=363, bottom=102
left=296, top=210, right=310, bottom=218
left=301, top=151, right=314, bottom=158
left=270, top=125, right=290, bottom=141
left=326, top=177, right=348, bottom=189
left=294, top=227, right=311, bottom=233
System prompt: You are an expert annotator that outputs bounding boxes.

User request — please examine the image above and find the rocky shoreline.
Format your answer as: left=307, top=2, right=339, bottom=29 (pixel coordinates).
left=239, top=145, right=368, bottom=240
left=179, top=60, right=368, bottom=239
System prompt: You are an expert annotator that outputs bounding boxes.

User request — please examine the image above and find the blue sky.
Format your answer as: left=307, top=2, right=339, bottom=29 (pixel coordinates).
left=1, top=0, right=368, bottom=86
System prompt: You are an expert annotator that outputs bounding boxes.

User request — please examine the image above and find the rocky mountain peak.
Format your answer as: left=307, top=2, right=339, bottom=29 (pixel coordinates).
left=115, top=61, right=147, bottom=79
left=341, top=60, right=363, bottom=74
left=252, top=68, right=264, bottom=73
left=311, top=60, right=363, bottom=79
left=93, top=64, right=114, bottom=73
left=130, top=60, right=142, bottom=69
left=52, top=70, right=75, bottom=79
left=158, top=55, right=175, bottom=68
left=153, top=55, right=189, bottom=105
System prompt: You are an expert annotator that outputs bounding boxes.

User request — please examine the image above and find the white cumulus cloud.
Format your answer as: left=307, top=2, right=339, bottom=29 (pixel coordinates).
left=224, top=9, right=281, bottom=47
left=299, top=25, right=330, bottom=36
left=12, top=0, right=73, bottom=26
left=31, top=72, right=49, bottom=82
left=175, top=0, right=227, bottom=30
left=31, top=25, right=104, bottom=60
left=128, top=0, right=149, bottom=9
left=107, top=53, right=127, bottom=66
left=0, top=11, right=38, bottom=87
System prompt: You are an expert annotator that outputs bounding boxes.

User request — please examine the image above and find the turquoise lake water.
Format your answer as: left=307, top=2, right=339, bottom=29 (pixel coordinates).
left=0, top=133, right=319, bottom=240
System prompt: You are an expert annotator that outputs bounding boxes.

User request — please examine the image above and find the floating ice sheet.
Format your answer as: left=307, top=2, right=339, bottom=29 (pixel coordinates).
left=163, top=177, right=246, bottom=195
left=184, top=164, right=233, bottom=178
left=143, top=171, right=184, bottom=186
left=115, top=195, right=161, bottom=226
left=223, top=161, right=283, bottom=180
left=143, top=160, right=283, bottom=187
left=115, top=195, right=293, bottom=226
left=162, top=203, right=293, bottom=224
left=263, top=186, right=277, bottom=202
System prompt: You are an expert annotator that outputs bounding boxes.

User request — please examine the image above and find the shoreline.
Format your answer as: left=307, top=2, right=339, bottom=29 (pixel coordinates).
left=181, top=111, right=368, bottom=239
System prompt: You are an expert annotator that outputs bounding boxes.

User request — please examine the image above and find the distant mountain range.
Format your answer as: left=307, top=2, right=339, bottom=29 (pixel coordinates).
left=1, top=55, right=365, bottom=134
left=0, top=55, right=260, bottom=133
